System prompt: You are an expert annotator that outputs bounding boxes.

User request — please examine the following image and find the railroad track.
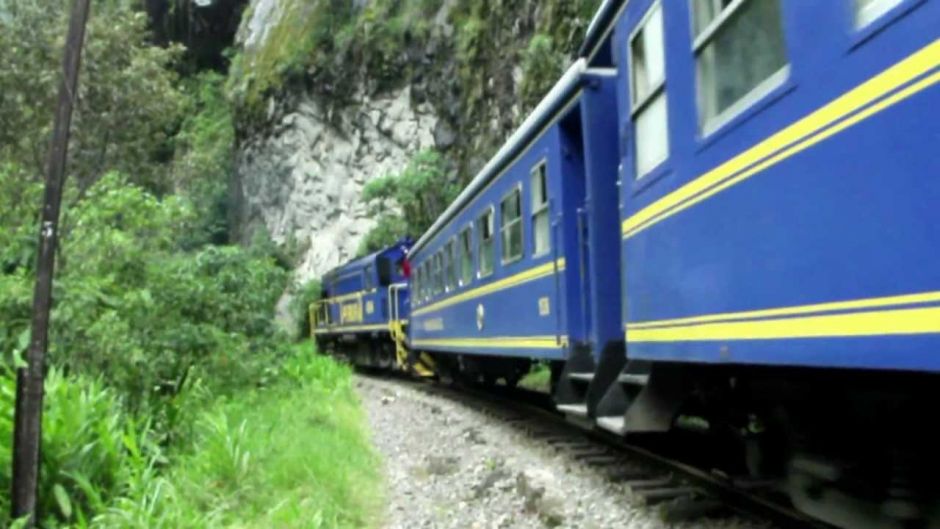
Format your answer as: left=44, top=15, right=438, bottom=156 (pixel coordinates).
left=360, top=370, right=833, bottom=529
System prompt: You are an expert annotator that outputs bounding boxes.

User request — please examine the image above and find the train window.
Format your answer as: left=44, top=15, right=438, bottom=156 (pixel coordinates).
left=500, top=187, right=524, bottom=264
left=477, top=208, right=495, bottom=278
left=630, top=2, right=670, bottom=177
left=459, top=226, right=474, bottom=286
left=531, top=162, right=551, bottom=256
left=854, top=0, right=902, bottom=26
left=444, top=239, right=457, bottom=292
left=691, top=0, right=788, bottom=133
left=412, top=268, right=420, bottom=304
left=421, top=262, right=430, bottom=301
left=432, top=252, right=443, bottom=296
left=363, top=265, right=374, bottom=291
left=414, top=265, right=421, bottom=302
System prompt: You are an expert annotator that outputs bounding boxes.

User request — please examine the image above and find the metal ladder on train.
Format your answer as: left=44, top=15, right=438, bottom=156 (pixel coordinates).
left=388, top=283, right=435, bottom=377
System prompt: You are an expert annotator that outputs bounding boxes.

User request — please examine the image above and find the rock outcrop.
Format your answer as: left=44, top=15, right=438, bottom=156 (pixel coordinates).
left=229, top=0, right=599, bottom=291
left=233, top=86, right=438, bottom=282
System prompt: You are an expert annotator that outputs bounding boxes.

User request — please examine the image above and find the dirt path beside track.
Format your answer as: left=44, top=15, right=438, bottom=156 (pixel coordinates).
left=357, top=376, right=768, bottom=529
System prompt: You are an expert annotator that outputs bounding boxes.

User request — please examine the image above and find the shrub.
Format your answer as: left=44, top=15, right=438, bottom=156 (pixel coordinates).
left=359, top=149, right=458, bottom=256
left=289, top=279, right=323, bottom=340
left=0, top=368, right=159, bottom=528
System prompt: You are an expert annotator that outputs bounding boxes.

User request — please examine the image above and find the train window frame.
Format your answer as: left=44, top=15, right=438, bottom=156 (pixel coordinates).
left=530, top=161, right=551, bottom=257
left=477, top=206, right=495, bottom=278
left=629, top=1, right=670, bottom=179
left=690, top=0, right=790, bottom=136
left=444, top=238, right=457, bottom=293
left=500, top=184, right=524, bottom=265
left=458, top=225, right=474, bottom=287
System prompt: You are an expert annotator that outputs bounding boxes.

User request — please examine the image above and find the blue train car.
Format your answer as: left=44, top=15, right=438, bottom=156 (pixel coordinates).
left=610, top=0, right=940, bottom=373
left=312, top=239, right=412, bottom=368
left=406, top=63, right=623, bottom=386
left=576, top=1, right=940, bottom=527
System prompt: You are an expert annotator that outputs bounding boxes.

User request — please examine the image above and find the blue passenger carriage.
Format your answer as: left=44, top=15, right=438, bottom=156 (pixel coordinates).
left=574, top=1, right=940, bottom=527
left=405, top=62, right=623, bottom=386
left=312, top=239, right=412, bottom=368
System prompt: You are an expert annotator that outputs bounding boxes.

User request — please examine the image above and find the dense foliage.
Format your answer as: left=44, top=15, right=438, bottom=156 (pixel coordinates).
left=0, top=0, right=184, bottom=194
left=0, top=1, right=379, bottom=527
left=358, top=149, right=459, bottom=255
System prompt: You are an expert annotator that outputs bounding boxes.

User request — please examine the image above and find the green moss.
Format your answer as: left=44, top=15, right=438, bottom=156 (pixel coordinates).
left=228, top=0, right=445, bottom=126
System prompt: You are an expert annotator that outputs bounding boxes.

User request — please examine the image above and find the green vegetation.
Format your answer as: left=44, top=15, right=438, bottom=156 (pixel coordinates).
left=289, top=279, right=324, bottom=340
left=519, top=34, right=567, bottom=111
left=358, top=149, right=459, bottom=255
left=225, top=0, right=604, bottom=265
left=142, top=349, right=382, bottom=528
left=519, top=363, right=553, bottom=393
left=0, top=348, right=380, bottom=528
left=1, top=0, right=608, bottom=524
left=0, top=1, right=380, bottom=527
left=0, top=0, right=184, bottom=194
left=226, top=0, right=442, bottom=125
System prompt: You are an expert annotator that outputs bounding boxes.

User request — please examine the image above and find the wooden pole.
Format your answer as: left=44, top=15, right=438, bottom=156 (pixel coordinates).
left=11, top=0, right=91, bottom=524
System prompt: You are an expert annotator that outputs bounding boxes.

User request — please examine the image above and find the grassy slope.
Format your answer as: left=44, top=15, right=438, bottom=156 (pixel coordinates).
left=95, top=347, right=383, bottom=528
left=175, top=352, right=381, bottom=528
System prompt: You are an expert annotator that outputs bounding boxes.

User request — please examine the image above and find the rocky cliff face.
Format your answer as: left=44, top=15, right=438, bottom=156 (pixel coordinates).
left=229, top=0, right=599, bottom=286
left=233, top=86, right=438, bottom=280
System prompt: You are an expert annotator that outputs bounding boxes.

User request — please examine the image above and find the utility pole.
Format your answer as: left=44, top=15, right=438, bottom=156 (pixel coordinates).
left=11, top=0, right=91, bottom=524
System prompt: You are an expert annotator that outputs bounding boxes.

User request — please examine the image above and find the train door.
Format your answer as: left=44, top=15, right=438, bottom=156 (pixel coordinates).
left=559, top=111, right=591, bottom=348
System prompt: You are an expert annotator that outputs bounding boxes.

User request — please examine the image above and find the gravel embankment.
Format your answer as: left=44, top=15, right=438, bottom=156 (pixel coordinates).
left=357, top=376, right=772, bottom=529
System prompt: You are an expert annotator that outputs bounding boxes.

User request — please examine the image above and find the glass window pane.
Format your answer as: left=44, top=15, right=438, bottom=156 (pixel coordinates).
left=478, top=210, right=494, bottom=276
left=445, top=240, right=457, bottom=291
left=459, top=229, right=473, bottom=286
left=631, top=4, right=665, bottom=104
left=530, top=164, right=550, bottom=255
left=855, top=0, right=902, bottom=26
left=510, top=222, right=522, bottom=260
left=501, top=190, right=523, bottom=262
left=530, top=164, right=547, bottom=208
left=695, top=0, right=787, bottom=127
left=691, top=0, right=731, bottom=36
left=533, top=210, right=550, bottom=255
left=635, top=93, right=670, bottom=176
left=501, top=190, right=521, bottom=222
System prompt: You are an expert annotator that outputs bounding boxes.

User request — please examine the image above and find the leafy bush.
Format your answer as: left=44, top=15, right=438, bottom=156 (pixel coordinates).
left=92, top=348, right=382, bottom=528
left=289, top=279, right=323, bottom=340
left=172, top=72, right=237, bottom=247
left=358, top=149, right=458, bottom=255
left=0, top=172, right=291, bottom=412
left=519, top=34, right=566, bottom=110
left=0, top=368, right=160, bottom=528
left=0, top=0, right=185, bottom=193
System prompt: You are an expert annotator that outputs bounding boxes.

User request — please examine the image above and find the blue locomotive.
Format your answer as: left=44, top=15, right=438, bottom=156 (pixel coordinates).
left=313, top=1, right=940, bottom=527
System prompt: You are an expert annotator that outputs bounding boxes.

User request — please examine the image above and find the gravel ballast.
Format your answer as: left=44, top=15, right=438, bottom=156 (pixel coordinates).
left=357, top=375, right=772, bottom=529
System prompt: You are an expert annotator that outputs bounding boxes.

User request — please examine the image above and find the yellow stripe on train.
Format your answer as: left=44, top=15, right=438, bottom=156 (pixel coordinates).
left=622, top=38, right=940, bottom=239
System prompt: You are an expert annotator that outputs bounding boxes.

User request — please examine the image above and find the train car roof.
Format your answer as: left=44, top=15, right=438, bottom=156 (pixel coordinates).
left=411, top=58, right=588, bottom=256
